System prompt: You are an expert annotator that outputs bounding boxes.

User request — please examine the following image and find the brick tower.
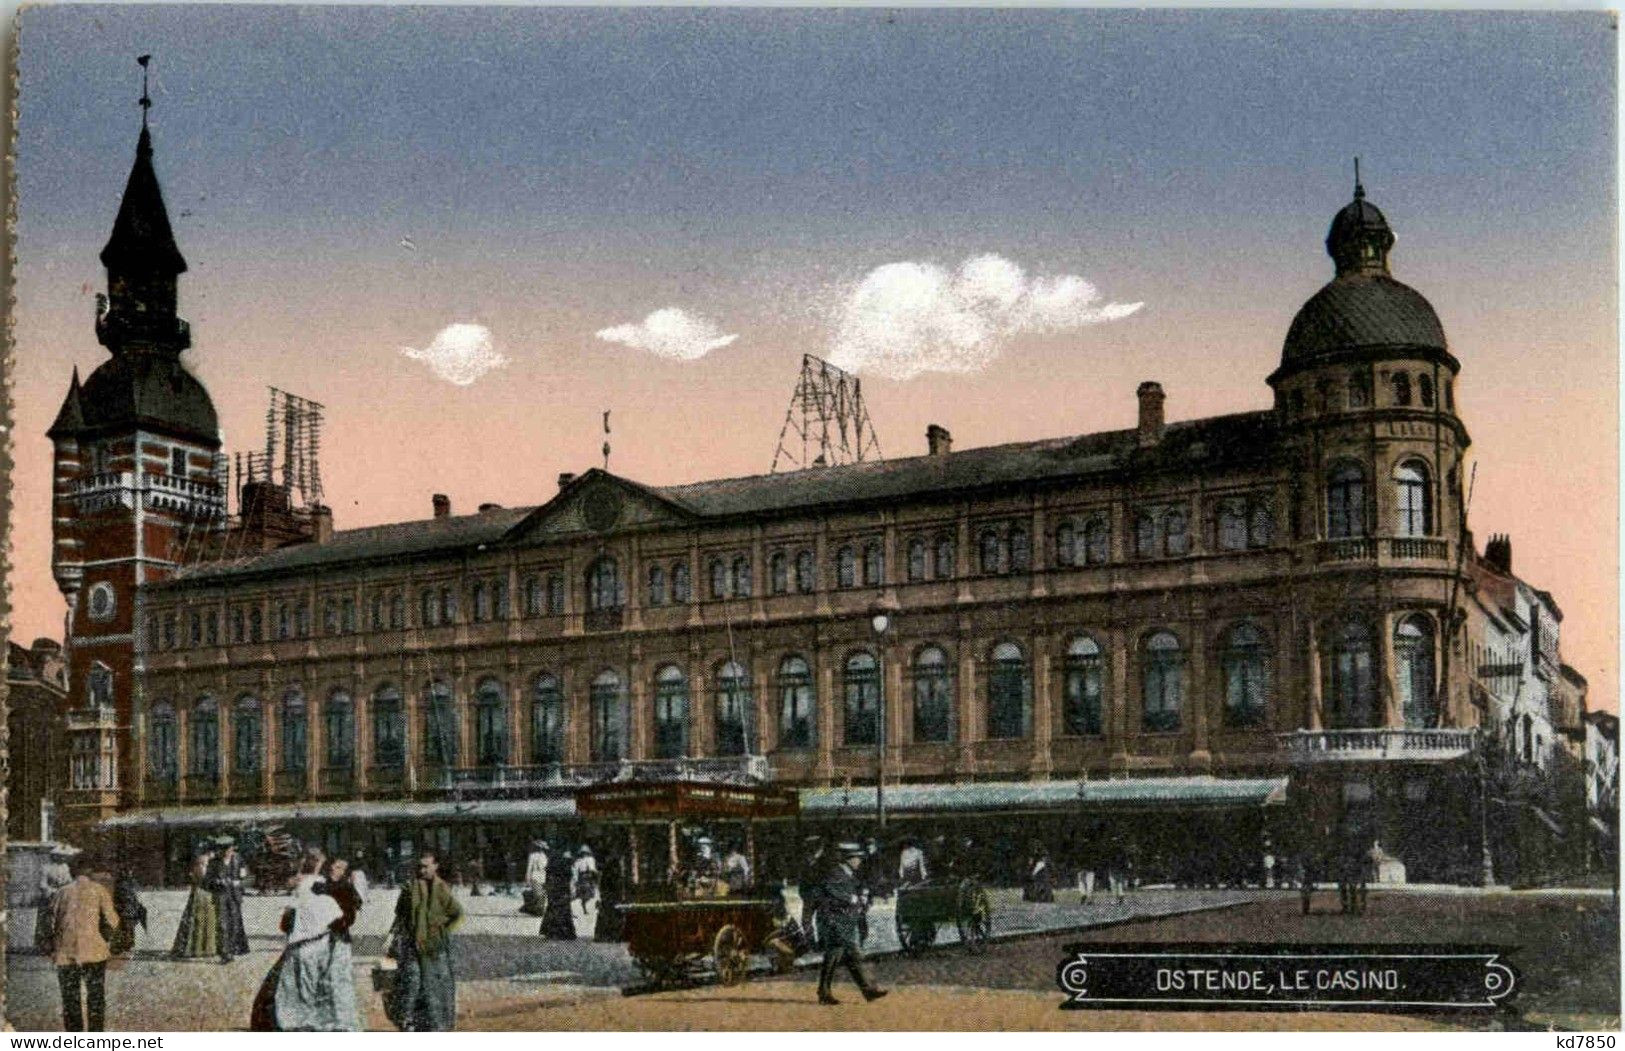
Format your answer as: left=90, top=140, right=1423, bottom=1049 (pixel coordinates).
left=47, top=79, right=224, bottom=842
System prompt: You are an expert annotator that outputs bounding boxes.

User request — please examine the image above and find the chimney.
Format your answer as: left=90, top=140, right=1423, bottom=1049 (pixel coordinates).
left=1136, top=381, right=1165, bottom=447
left=926, top=424, right=953, bottom=458
left=1485, top=533, right=1513, bottom=575
left=558, top=472, right=576, bottom=490
left=432, top=493, right=451, bottom=519
left=478, top=502, right=503, bottom=514
left=310, top=505, right=334, bottom=544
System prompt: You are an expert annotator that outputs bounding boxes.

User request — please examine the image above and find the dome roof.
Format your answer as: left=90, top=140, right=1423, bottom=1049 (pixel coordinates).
left=1282, top=273, right=1446, bottom=364
left=72, top=352, right=219, bottom=445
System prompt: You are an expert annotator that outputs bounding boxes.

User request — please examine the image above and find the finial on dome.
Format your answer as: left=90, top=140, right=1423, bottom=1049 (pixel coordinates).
left=1353, top=157, right=1363, bottom=200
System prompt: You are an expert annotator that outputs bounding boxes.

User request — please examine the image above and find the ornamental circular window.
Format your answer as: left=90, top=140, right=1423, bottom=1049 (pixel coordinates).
left=87, top=582, right=116, bottom=621
left=582, top=488, right=622, bottom=533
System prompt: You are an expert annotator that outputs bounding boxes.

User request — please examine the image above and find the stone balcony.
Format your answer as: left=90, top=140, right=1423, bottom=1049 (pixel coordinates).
left=1278, top=728, right=1476, bottom=764
left=1315, top=536, right=1449, bottom=564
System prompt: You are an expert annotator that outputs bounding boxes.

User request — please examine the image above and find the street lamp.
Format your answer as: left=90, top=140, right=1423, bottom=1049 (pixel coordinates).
left=870, top=610, right=892, bottom=830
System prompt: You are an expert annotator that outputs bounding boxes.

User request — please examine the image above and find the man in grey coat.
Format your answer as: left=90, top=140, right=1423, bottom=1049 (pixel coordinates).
left=815, top=843, right=887, bottom=1006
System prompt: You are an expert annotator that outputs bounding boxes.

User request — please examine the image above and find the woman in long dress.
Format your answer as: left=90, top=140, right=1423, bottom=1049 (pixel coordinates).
left=171, top=850, right=220, bottom=959
left=251, top=850, right=363, bottom=1031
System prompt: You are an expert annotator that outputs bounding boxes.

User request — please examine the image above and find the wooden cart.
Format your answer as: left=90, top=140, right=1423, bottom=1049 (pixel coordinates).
left=576, top=779, right=802, bottom=988
left=894, top=878, right=993, bottom=956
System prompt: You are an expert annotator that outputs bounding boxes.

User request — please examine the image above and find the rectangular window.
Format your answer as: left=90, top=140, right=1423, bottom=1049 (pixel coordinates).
left=171, top=446, right=187, bottom=477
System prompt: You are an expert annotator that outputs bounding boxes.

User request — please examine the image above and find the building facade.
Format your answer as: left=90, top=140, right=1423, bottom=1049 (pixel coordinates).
left=5, top=639, right=69, bottom=844
left=51, top=108, right=1593, bottom=888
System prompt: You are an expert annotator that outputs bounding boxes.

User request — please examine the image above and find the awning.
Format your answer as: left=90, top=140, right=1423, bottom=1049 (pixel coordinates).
left=100, top=796, right=575, bottom=830
left=799, top=776, right=1289, bottom=817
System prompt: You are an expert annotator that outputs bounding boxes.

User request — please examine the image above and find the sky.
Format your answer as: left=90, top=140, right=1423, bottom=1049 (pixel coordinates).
left=11, top=7, right=1617, bottom=710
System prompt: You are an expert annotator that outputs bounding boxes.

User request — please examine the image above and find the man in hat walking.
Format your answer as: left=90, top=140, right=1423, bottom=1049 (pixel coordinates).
left=50, top=853, right=119, bottom=1031
left=814, top=843, right=887, bottom=1006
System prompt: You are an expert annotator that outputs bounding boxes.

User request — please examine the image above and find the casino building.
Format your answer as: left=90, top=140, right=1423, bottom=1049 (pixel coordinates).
left=50, top=100, right=1580, bottom=888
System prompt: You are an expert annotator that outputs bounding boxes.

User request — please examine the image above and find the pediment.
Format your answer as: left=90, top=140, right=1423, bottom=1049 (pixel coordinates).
left=505, top=470, right=693, bottom=542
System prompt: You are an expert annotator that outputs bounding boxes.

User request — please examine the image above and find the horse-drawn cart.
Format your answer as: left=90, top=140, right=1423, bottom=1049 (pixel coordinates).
left=894, top=878, right=993, bottom=955
left=576, top=779, right=802, bottom=989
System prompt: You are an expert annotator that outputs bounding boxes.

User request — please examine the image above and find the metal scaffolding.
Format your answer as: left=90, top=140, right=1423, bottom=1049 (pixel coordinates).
left=770, top=354, right=881, bottom=473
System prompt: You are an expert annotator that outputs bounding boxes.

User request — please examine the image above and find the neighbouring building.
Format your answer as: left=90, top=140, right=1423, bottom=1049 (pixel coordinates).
left=5, top=638, right=69, bottom=844
left=51, top=92, right=1597, bottom=889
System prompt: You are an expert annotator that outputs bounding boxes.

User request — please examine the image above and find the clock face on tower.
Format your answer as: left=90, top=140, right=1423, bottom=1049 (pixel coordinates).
left=87, top=582, right=116, bottom=621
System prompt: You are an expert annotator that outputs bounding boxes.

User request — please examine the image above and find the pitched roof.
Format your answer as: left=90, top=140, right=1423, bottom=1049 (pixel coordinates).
left=161, top=410, right=1279, bottom=587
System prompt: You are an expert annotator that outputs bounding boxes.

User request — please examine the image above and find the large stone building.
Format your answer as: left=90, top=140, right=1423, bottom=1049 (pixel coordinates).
left=5, top=638, right=69, bottom=844
left=51, top=102, right=1592, bottom=888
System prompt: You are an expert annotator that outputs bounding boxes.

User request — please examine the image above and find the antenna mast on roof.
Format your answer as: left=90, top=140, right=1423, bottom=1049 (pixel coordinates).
left=770, top=353, right=882, bottom=473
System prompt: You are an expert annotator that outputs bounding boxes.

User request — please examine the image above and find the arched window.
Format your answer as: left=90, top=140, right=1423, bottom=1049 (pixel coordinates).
left=1063, top=637, right=1104, bottom=736
left=531, top=674, right=565, bottom=765
left=777, top=656, right=815, bottom=749
left=590, top=670, right=625, bottom=762
left=715, top=661, right=752, bottom=757
left=324, top=600, right=339, bottom=635
left=233, top=695, right=263, bottom=776
left=323, top=690, right=354, bottom=770
left=671, top=563, right=691, bottom=604
left=389, top=594, right=405, bottom=629
left=1221, top=624, right=1270, bottom=728
left=249, top=607, right=263, bottom=643
left=653, top=665, right=690, bottom=760
left=524, top=576, right=543, bottom=616
left=423, top=681, right=457, bottom=766
left=494, top=579, right=509, bottom=619
left=836, top=546, right=857, bottom=589
left=472, top=582, right=489, bottom=623
left=1142, top=632, right=1184, bottom=732
left=979, top=530, right=1003, bottom=575
left=1009, top=525, right=1031, bottom=572
left=1325, top=620, right=1378, bottom=729
left=1055, top=523, right=1077, bottom=567
left=421, top=588, right=438, bottom=627
left=440, top=587, right=457, bottom=624
left=1084, top=518, right=1110, bottom=565
left=1249, top=502, right=1275, bottom=548
left=1418, top=373, right=1434, bottom=408
left=732, top=556, right=753, bottom=598
left=547, top=573, right=565, bottom=614
left=189, top=696, right=220, bottom=780
left=770, top=551, right=789, bottom=595
left=648, top=565, right=667, bottom=607
left=1218, top=499, right=1248, bottom=552
left=1394, top=461, right=1431, bottom=537
left=1164, top=510, right=1189, bottom=556
left=795, top=550, right=816, bottom=593
left=907, top=538, right=927, bottom=581
left=1348, top=371, right=1370, bottom=408
left=372, top=684, right=406, bottom=770
left=587, top=557, right=622, bottom=611
left=1135, top=512, right=1159, bottom=559
left=843, top=652, right=880, bottom=746
left=295, top=601, right=310, bottom=637
left=475, top=678, right=509, bottom=766
left=934, top=535, right=956, bottom=579
left=148, top=702, right=177, bottom=784
left=988, top=642, right=1029, bottom=739
left=863, top=543, right=884, bottom=586
left=280, top=689, right=307, bottom=774
left=1392, top=372, right=1411, bottom=406
left=710, top=558, right=728, bottom=599
left=1395, top=616, right=1437, bottom=729
left=189, top=611, right=201, bottom=646
left=1327, top=463, right=1368, bottom=539
left=371, top=593, right=385, bottom=631
left=912, top=646, right=951, bottom=743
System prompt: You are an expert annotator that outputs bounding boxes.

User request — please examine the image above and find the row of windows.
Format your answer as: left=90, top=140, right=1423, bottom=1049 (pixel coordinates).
left=155, top=617, right=1413, bottom=784
left=1326, top=459, right=1435, bottom=540
left=1288, top=370, right=1453, bottom=414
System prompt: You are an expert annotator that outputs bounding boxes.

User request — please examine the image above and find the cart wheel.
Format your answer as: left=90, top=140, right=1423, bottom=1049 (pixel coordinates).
left=956, top=886, right=992, bottom=954
left=712, top=924, right=749, bottom=986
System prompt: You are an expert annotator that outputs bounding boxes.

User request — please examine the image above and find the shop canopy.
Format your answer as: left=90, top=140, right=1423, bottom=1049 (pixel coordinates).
left=100, top=775, right=1285, bottom=831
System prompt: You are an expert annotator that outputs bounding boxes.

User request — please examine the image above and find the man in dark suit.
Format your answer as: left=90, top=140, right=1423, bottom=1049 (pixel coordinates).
left=815, top=843, right=887, bottom=1006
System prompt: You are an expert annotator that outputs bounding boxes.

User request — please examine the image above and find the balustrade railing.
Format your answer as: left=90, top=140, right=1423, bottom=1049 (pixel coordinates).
left=1278, top=727, right=1475, bottom=763
left=435, top=755, right=771, bottom=796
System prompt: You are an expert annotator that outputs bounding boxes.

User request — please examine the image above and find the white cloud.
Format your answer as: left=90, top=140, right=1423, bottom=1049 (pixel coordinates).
left=826, top=254, right=1143, bottom=380
left=595, top=307, right=738, bottom=361
left=399, top=322, right=509, bottom=386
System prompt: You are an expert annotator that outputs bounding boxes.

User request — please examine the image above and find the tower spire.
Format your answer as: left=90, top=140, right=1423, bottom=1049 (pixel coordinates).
left=138, top=54, right=151, bottom=128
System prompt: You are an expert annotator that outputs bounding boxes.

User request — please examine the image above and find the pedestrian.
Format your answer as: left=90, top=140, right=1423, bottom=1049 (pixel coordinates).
left=1024, top=842, right=1055, bottom=903
left=571, top=846, right=601, bottom=938
left=897, top=837, right=928, bottom=886
left=211, top=840, right=250, bottom=961
left=814, top=843, right=887, bottom=1006
left=542, top=843, right=575, bottom=940
left=49, top=853, right=119, bottom=1032
left=387, top=850, right=464, bottom=1031
left=522, top=840, right=549, bottom=917
left=252, top=848, right=363, bottom=1031
left=109, top=869, right=146, bottom=957
left=723, top=842, right=753, bottom=894
left=593, top=851, right=624, bottom=942
left=172, top=848, right=219, bottom=959
left=798, top=835, right=828, bottom=947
